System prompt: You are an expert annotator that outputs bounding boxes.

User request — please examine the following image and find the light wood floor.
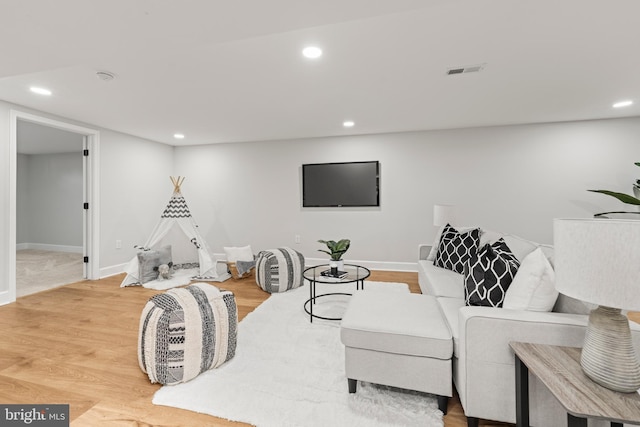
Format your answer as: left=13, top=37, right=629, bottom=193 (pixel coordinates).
left=1, top=272, right=637, bottom=427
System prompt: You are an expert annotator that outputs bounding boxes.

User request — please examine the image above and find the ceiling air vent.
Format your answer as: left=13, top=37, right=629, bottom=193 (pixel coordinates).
left=96, top=71, right=116, bottom=81
left=446, top=63, right=486, bottom=75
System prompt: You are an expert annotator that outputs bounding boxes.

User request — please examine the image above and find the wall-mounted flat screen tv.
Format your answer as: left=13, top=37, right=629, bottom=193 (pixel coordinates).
left=302, top=161, right=380, bottom=207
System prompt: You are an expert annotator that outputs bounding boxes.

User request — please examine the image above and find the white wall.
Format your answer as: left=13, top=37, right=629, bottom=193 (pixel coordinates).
left=16, top=152, right=83, bottom=249
left=98, top=129, right=174, bottom=274
left=0, top=100, right=175, bottom=303
left=2, top=96, right=639, bottom=293
left=174, top=117, right=640, bottom=268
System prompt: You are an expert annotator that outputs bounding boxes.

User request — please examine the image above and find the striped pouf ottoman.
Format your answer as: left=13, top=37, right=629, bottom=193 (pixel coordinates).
left=138, top=282, right=237, bottom=385
left=255, top=247, right=305, bottom=293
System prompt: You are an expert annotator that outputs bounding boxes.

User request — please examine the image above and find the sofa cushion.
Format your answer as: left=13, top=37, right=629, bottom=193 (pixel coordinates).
left=503, top=248, right=558, bottom=312
left=419, top=260, right=465, bottom=299
left=436, top=296, right=465, bottom=357
left=501, top=234, right=551, bottom=262
left=539, top=245, right=555, bottom=267
left=434, top=224, right=481, bottom=274
left=464, top=240, right=519, bottom=307
left=341, top=292, right=452, bottom=360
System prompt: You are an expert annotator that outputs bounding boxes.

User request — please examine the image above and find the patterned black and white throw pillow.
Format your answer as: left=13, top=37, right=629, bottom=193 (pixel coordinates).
left=491, top=238, right=521, bottom=267
left=434, top=224, right=481, bottom=274
left=464, top=239, right=519, bottom=307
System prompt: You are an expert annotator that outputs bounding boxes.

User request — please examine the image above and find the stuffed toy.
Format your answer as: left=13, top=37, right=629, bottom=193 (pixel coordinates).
left=154, top=262, right=174, bottom=280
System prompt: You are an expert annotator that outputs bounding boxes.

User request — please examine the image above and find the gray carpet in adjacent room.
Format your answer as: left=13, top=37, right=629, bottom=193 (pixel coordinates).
left=16, top=249, right=84, bottom=297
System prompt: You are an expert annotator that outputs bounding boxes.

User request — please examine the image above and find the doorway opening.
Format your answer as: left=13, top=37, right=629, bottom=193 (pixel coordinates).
left=6, top=110, right=100, bottom=304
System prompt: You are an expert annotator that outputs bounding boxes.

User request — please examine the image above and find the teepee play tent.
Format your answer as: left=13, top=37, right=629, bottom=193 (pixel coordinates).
left=121, top=177, right=229, bottom=287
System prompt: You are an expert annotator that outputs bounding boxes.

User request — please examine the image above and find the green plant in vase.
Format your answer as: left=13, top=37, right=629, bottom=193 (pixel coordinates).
left=318, top=239, right=351, bottom=265
left=588, top=162, right=640, bottom=218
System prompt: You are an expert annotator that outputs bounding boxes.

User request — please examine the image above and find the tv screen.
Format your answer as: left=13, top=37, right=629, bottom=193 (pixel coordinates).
left=302, top=161, right=380, bottom=207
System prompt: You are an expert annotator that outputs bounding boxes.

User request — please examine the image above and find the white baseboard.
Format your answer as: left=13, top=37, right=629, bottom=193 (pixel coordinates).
left=304, top=257, right=417, bottom=272
left=16, top=243, right=83, bottom=253
left=212, top=252, right=418, bottom=272
left=0, top=289, right=14, bottom=307
left=100, top=263, right=129, bottom=279
left=98, top=256, right=417, bottom=282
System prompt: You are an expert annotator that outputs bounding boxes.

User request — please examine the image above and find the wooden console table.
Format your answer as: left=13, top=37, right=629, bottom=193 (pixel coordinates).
left=510, top=342, right=640, bottom=427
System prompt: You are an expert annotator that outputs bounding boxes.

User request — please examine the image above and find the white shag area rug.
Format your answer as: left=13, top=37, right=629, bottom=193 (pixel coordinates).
left=152, top=281, right=444, bottom=427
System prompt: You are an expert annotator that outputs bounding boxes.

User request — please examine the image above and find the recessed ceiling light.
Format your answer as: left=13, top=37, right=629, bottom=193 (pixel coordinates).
left=173, top=133, right=185, bottom=139
left=613, top=100, right=633, bottom=108
left=29, top=86, right=52, bottom=96
left=343, top=121, right=355, bottom=128
left=302, top=46, right=322, bottom=59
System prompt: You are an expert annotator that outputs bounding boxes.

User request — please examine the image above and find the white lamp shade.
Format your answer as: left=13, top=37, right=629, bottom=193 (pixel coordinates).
left=553, top=218, right=640, bottom=312
left=433, top=204, right=456, bottom=227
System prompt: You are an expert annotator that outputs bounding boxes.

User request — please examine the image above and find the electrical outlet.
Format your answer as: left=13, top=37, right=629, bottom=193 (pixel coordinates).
left=116, top=240, right=122, bottom=249
left=295, top=235, right=301, bottom=244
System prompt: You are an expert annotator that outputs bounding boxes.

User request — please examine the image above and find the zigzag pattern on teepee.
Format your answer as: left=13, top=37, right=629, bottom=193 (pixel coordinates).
left=161, top=195, right=192, bottom=218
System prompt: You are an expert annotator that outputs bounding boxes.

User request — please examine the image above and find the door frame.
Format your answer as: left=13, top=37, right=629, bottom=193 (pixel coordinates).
left=5, top=110, right=100, bottom=305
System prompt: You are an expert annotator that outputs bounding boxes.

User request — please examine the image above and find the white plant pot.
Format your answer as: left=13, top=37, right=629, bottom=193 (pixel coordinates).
left=330, top=260, right=345, bottom=270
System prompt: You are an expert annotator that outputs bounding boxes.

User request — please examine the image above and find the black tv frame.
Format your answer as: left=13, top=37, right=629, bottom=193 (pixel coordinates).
left=302, top=160, right=380, bottom=208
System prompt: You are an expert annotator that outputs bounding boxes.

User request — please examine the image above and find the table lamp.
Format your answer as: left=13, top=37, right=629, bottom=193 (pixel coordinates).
left=553, top=218, right=640, bottom=393
left=433, top=204, right=456, bottom=227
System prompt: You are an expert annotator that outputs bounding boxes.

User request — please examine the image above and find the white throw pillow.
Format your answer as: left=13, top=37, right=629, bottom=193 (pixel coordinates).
left=501, top=234, right=540, bottom=262
left=503, top=248, right=558, bottom=312
left=224, top=245, right=254, bottom=263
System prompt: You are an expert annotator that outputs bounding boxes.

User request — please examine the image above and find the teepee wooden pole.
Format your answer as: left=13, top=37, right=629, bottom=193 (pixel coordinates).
left=170, top=176, right=185, bottom=193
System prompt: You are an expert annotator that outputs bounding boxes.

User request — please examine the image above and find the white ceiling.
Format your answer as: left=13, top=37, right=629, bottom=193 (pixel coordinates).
left=1, top=0, right=639, bottom=147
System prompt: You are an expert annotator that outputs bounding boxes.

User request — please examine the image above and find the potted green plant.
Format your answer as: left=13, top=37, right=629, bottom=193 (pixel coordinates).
left=589, top=162, right=640, bottom=218
left=318, top=239, right=350, bottom=269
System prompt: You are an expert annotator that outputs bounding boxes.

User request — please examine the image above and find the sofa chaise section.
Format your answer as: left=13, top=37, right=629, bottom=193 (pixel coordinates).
left=418, top=234, right=640, bottom=427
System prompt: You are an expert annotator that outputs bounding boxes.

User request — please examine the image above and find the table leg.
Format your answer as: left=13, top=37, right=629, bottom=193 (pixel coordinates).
left=515, top=354, right=529, bottom=427
left=309, top=280, right=314, bottom=322
left=567, top=414, right=587, bottom=427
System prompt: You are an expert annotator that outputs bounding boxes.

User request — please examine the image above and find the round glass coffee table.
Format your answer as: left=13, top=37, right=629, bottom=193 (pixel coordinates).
left=303, top=264, right=371, bottom=322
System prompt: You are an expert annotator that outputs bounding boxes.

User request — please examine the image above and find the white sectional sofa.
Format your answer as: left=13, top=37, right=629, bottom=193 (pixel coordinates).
left=418, top=229, right=640, bottom=427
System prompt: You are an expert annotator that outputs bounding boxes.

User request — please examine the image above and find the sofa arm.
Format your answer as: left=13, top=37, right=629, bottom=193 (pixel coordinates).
left=455, top=306, right=640, bottom=425
left=418, top=244, right=432, bottom=261
left=458, top=307, right=593, bottom=364
left=457, top=308, right=589, bottom=425
left=458, top=305, right=640, bottom=369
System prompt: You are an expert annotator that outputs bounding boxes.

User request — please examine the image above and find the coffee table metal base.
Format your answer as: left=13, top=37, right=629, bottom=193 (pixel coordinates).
left=304, top=292, right=352, bottom=321
left=305, top=279, right=365, bottom=322
left=302, top=264, right=370, bottom=323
